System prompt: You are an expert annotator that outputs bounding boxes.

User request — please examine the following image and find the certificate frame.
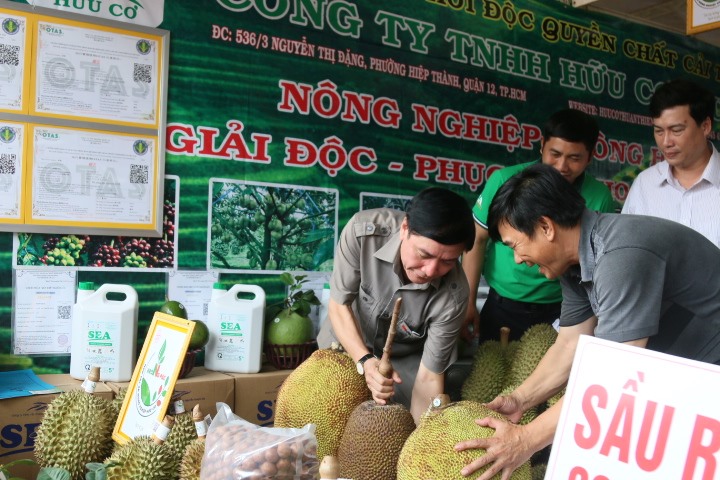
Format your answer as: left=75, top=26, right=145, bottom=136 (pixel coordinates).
left=0, top=1, right=169, bottom=237
left=687, top=0, right=720, bottom=34
left=112, top=312, right=194, bottom=445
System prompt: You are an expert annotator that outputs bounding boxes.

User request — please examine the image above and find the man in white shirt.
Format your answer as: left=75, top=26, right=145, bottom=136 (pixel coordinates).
left=622, top=78, right=720, bottom=247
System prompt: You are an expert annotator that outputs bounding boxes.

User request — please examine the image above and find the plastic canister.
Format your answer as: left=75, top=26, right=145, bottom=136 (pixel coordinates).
left=70, top=283, right=139, bottom=382
left=204, top=284, right=265, bottom=374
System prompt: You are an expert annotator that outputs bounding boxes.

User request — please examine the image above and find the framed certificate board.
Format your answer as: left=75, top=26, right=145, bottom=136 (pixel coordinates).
left=113, top=312, right=194, bottom=444
left=0, top=1, right=168, bottom=236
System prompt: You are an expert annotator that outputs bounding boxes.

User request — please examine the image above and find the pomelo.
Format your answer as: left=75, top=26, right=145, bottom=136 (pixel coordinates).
left=266, top=309, right=314, bottom=346
left=188, top=320, right=210, bottom=350
left=160, top=299, right=188, bottom=319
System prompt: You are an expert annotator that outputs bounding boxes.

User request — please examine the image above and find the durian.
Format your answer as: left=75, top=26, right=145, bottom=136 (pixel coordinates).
left=34, top=389, right=116, bottom=479
left=461, top=340, right=511, bottom=403
left=178, top=439, right=205, bottom=480
left=105, top=436, right=177, bottom=479
left=165, top=400, right=197, bottom=464
left=397, top=398, right=532, bottom=480
left=274, top=347, right=371, bottom=458
left=507, top=324, right=557, bottom=386
left=337, top=400, right=415, bottom=480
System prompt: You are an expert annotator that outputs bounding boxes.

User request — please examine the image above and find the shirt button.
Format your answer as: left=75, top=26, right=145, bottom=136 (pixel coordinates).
left=451, top=283, right=457, bottom=289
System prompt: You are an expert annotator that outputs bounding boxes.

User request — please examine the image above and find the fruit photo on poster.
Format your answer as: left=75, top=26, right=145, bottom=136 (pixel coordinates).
left=208, top=179, right=337, bottom=273
left=13, top=176, right=179, bottom=270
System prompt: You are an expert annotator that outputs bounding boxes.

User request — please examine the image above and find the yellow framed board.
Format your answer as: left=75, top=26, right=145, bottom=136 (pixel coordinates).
left=24, top=123, right=159, bottom=233
left=687, top=0, right=720, bottom=34
left=113, top=312, right=194, bottom=444
left=0, top=121, right=27, bottom=224
left=0, top=7, right=31, bottom=114
left=0, top=1, right=168, bottom=236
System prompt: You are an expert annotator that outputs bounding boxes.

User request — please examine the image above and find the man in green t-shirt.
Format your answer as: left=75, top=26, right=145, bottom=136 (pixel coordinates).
left=461, top=109, right=615, bottom=342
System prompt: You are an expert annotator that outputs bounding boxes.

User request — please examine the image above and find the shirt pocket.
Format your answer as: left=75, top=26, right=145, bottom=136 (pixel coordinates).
left=395, top=313, right=427, bottom=342
left=357, top=284, right=380, bottom=325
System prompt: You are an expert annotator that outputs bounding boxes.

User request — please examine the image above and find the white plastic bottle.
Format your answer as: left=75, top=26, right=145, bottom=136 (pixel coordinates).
left=70, top=283, right=139, bottom=382
left=204, top=284, right=265, bottom=373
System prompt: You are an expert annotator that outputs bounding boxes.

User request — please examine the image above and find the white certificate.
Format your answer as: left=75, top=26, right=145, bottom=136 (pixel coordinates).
left=31, top=126, right=155, bottom=225
left=0, top=11, right=27, bottom=111
left=13, top=269, right=77, bottom=355
left=167, top=270, right=219, bottom=322
left=34, top=19, right=159, bottom=125
left=0, top=123, right=24, bottom=219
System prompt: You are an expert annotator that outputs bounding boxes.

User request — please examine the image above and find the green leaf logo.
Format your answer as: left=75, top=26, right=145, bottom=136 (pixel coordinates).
left=0, top=126, right=16, bottom=144
left=133, top=139, right=149, bottom=155
left=136, top=39, right=151, bottom=55
left=140, top=377, right=151, bottom=406
left=2, top=19, right=19, bottom=35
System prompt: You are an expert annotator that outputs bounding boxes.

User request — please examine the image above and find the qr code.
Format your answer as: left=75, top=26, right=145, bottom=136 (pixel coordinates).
left=0, top=44, right=19, bottom=66
left=57, top=305, right=71, bottom=320
left=130, top=164, right=148, bottom=184
left=202, top=303, right=208, bottom=316
left=0, top=154, right=16, bottom=174
left=133, top=63, right=152, bottom=83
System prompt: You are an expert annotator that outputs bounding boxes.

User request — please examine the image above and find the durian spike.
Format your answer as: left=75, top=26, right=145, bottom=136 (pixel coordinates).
left=151, top=415, right=175, bottom=445
left=192, top=404, right=207, bottom=440
left=319, top=455, right=340, bottom=479
left=500, top=326, right=511, bottom=348
left=378, top=297, right=402, bottom=378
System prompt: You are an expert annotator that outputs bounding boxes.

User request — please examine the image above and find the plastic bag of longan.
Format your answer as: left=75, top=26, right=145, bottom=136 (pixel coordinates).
left=200, top=402, right=318, bottom=480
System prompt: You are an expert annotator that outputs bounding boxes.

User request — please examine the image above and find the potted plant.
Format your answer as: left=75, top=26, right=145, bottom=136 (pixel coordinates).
left=265, top=272, right=321, bottom=368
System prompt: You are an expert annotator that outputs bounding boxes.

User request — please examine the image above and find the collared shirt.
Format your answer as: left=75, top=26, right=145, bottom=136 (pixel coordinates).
left=559, top=209, right=720, bottom=363
left=316, top=208, right=469, bottom=374
left=622, top=143, right=720, bottom=247
left=472, top=160, right=615, bottom=303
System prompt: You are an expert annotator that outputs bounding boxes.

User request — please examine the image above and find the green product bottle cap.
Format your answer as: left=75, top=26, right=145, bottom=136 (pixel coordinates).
left=213, top=282, right=225, bottom=289
left=324, top=283, right=330, bottom=289
left=78, top=282, right=95, bottom=290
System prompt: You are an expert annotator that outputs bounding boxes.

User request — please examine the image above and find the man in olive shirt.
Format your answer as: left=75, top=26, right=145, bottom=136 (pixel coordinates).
left=317, top=187, right=475, bottom=423
left=462, top=109, right=615, bottom=342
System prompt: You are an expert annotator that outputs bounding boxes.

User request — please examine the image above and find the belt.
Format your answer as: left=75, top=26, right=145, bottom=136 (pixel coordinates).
left=488, top=288, right=561, bottom=312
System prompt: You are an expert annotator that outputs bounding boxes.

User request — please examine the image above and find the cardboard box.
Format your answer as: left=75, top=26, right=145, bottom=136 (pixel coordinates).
left=106, top=366, right=235, bottom=419
left=225, top=364, right=292, bottom=427
left=0, top=374, right=114, bottom=480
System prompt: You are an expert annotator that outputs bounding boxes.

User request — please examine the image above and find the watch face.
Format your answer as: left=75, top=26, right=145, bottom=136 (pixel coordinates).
left=356, top=361, right=364, bottom=375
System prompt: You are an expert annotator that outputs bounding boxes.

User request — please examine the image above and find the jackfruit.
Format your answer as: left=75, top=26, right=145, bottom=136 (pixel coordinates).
left=34, top=389, right=116, bottom=479
left=546, top=388, right=565, bottom=409
left=461, top=340, right=511, bottom=403
left=104, top=436, right=177, bottom=479
left=337, top=400, right=415, bottom=479
left=178, top=439, right=205, bottom=480
left=274, top=348, right=371, bottom=458
left=397, top=399, right=532, bottom=480
left=532, top=462, right=547, bottom=480
left=499, top=384, right=538, bottom=425
left=507, top=324, right=557, bottom=386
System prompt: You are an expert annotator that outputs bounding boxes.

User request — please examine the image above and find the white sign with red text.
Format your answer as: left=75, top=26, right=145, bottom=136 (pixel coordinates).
left=547, top=335, right=720, bottom=480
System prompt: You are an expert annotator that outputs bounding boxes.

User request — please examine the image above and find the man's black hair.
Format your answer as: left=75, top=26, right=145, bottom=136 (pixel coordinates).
left=487, top=164, right=585, bottom=242
left=543, top=108, right=600, bottom=154
left=406, top=187, right=475, bottom=251
left=650, top=78, right=715, bottom=127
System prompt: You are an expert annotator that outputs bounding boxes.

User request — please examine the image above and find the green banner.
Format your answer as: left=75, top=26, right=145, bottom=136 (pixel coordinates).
left=1, top=0, right=719, bottom=372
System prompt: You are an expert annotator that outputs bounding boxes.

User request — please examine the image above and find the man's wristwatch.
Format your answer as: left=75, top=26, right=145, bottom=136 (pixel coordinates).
left=356, top=353, right=376, bottom=375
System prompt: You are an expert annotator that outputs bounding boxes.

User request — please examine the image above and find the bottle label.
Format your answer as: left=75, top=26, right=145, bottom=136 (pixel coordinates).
left=81, top=379, right=97, bottom=393
left=152, top=421, right=171, bottom=441
left=194, top=420, right=208, bottom=437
